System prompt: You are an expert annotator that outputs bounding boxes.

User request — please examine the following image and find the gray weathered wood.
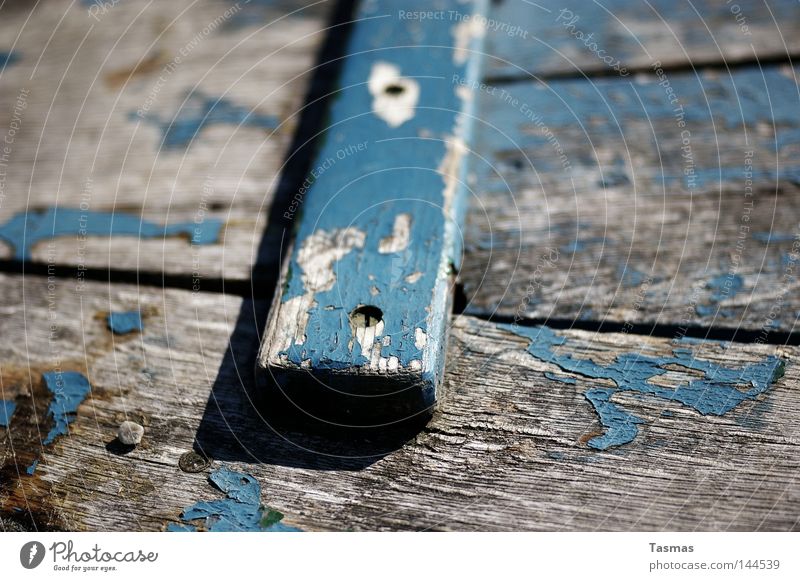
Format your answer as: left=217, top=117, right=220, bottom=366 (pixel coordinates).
left=485, top=0, right=800, bottom=79
left=1, top=274, right=797, bottom=531
left=0, top=0, right=331, bottom=280
left=461, top=65, right=800, bottom=332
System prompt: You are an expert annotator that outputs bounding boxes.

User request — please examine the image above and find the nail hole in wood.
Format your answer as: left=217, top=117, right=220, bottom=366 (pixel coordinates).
left=350, top=305, right=383, bottom=328
left=384, top=84, right=405, bottom=96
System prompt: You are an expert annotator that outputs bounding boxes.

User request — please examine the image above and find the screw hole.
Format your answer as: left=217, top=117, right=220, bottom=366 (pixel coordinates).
left=384, top=84, right=405, bottom=96
left=350, top=305, right=383, bottom=328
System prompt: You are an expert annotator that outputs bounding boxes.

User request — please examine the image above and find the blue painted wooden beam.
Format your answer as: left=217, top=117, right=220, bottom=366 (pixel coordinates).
left=258, top=0, right=488, bottom=425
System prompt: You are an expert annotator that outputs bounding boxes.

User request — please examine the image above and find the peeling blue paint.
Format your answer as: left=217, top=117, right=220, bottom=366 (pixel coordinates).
left=172, top=467, right=301, bottom=532
left=136, top=91, right=278, bottom=149
left=488, top=0, right=800, bottom=78
left=272, top=0, right=489, bottom=398
left=0, top=207, right=222, bottom=260
left=544, top=372, right=576, bottom=384
left=107, top=311, right=143, bottom=335
left=0, top=400, right=16, bottom=427
left=42, top=371, right=92, bottom=445
left=476, top=65, right=800, bottom=188
left=500, top=325, right=786, bottom=449
left=1, top=51, right=19, bottom=67
left=584, top=387, right=645, bottom=449
left=546, top=451, right=564, bottom=460
left=166, top=523, right=196, bottom=532
left=26, top=460, right=38, bottom=475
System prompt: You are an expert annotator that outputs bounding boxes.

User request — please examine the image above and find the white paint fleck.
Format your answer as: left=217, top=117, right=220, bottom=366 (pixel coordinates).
left=378, top=213, right=412, bottom=254
left=354, top=319, right=385, bottom=359
left=388, top=356, right=400, bottom=371
left=405, top=271, right=423, bottom=284
left=453, top=18, right=485, bottom=66
left=438, top=135, right=468, bottom=220
left=264, top=227, right=365, bottom=359
left=297, top=228, right=366, bottom=293
left=415, top=327, right=428, bottom=350
left=368, top=62, right=420, bottom=128
left=456, top=84, right=473, bottom=103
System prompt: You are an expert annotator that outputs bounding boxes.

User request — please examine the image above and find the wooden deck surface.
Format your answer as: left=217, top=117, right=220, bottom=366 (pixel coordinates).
left=1, top=0, right=799, bottom=531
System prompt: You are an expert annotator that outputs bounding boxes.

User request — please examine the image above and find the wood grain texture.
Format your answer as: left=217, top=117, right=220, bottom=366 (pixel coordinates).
left=485, top=0, right=800, bottom=79
left=461, top=64, right=800, bottom=332
left=1, top=274, right=797, bottom=531
left=0, top=0, right=331, bottom=280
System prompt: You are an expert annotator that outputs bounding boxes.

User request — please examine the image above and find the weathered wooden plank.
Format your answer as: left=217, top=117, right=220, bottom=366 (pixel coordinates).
left=0, top=0, right=331, bottom=280
left=1, top=274, right=797, bottom=531
left=461, top=64, right=800, bottom=332
left=485, top=0, right=800, bottom=79
left=258, top=0, right=489, bottom=423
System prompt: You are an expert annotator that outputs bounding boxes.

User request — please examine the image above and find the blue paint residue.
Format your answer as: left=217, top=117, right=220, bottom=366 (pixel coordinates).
left=598, top=171, right=629, bottom=188
left=276, top=0, right=488, bottom=390
left=696, top=274, right=744, bottom=318
left=42, top=371, right=92, bottom=445
left=544, top=372, right=576, bottom=384
left=617, top=265, right=648, bottom=288
left=136, top=91, right=278, bottom=149
left=707, top=274, right=744, bottom=302
left=1, top=51, right=19, bottom=68
left=476, top=63, right=800, bottom=188
left=26, top=460, right=38, bottom=475
left=107, top=311, right=143, bottom=334
left=0, top=207, right=222, bottom=260
left=0, top=400, right=16, bottom=427
left=500, top=325, right=785, bottom=450
left=560, top=236, right=606, bottom=254
left=172, top=467, right=302, bottom=532
left=165, top=523, right=196, bottom=532
left=753, top=232, right=797, bottom=244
